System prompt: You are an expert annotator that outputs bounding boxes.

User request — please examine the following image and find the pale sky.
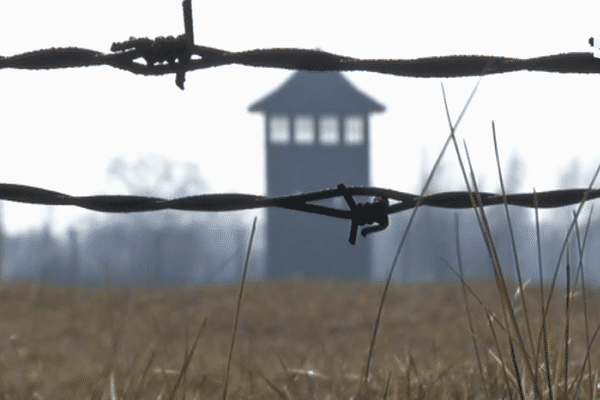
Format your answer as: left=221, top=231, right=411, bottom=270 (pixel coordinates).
left=1, top=0, right=599, bottom=237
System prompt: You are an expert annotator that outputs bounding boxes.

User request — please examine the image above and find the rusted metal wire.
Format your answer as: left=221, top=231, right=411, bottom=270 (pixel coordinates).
left=1, top=182, right=598, bottom=245
left=1, top=1, right=600, bottom=89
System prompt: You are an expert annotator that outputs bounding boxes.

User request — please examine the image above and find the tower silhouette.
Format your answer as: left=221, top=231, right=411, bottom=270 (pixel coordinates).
left=249, top=70, right=385, bottom=280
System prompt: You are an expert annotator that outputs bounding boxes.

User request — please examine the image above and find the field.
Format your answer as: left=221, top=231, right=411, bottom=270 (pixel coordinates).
left=2, top=55, right=598, bottom=400
left=0, top=277, right=598, bottom=399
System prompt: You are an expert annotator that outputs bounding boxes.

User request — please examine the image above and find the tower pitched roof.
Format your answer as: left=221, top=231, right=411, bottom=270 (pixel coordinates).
left=249, top=70, right=385, bottom=114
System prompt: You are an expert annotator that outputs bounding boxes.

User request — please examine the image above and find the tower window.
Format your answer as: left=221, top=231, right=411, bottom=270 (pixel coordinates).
left=344, top=115, right=364, bottom=145
left=294, top=115, right=315, bottom=145
left=270, top=115, right=290, bottom=144
left=319, top=115, right=339, bottom=145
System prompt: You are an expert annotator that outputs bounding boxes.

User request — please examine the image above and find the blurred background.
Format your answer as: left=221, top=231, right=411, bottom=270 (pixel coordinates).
left=0, top=0, right=599, bottom=286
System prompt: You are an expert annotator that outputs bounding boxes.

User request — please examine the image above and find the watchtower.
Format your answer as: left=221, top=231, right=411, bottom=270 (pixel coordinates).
left=249, top=70, right=385, bottom=280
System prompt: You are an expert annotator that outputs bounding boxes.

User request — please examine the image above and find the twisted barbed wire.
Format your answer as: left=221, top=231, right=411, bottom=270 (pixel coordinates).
left=1, top=0, right=600, bottom=89
left=1, top=182, right=598, bottom=245
left=3, top=1, right=599, bottom=244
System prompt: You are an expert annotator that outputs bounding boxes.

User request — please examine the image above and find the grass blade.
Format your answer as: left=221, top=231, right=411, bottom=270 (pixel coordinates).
left=572, top=207, right=594, bottom=397
left=542, top=161, right=600, bottom=335
left=533, top=189, right=553, bottom=400
left=359, top=74, right=485, bottom=394
left=492, top=122, right=536, bottom=359
left=570, top=321, right=600, bottom=399
left=168, top=317, right=208, bottom=400
left=564, top=246, right=571, bottom=397
left=223, top=216, right=258, bottom=400
left=134, top=349, right=157, bottom=400
left=454, top=212, right=492, bottom=400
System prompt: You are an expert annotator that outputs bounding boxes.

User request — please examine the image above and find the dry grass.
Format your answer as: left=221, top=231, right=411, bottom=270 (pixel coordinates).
left=0, top=277, right=597, bottom=399
left=0, top=276, right=584, bottom=399
left=2, top=65, right=599, bottom=400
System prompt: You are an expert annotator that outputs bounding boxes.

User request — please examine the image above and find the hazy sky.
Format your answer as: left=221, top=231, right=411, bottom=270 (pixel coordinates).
left=1, top=0, right=599, bottom=237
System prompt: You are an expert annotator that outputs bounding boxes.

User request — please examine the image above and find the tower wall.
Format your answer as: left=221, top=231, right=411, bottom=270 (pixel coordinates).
left=265, top=112, right=371, bottom=280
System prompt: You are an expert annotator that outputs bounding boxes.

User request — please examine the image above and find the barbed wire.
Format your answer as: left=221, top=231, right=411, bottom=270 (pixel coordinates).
left=1, top=0, right=599, bottom=89
left=3, top=1, right=599, bottom=245
left=1, top=182, right=598, bottom=245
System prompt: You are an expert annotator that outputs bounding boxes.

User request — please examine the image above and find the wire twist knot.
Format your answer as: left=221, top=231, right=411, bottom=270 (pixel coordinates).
left=111, top=35, right=191, bottom=67
left=337, top=184, right=390, bottom=245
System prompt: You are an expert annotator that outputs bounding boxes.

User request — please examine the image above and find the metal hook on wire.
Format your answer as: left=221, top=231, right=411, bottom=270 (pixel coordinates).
left=337, top=183, right=390, bottom=245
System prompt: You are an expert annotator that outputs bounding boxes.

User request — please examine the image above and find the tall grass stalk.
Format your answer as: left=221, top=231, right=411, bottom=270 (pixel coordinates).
left=363, top=75, right=483, bottom=390
left=564, top=246, right=571, bottom=397
left=440, top=85, right=528, bottom=397
left=571, top=208, right=594, bottom=397
left=358, top=71, right=485, bottom=398
left=441, top=83, right=600, bottom=399
left=542, top=162, right=600, bottom=334
left=461, top=136, right=532, bottom=399
left=492, top=122, right=536, bottom=362
left=223, top=216, right=258, bottom=400
left=167, top=317, right=207, bottom=400
left=454, top=212, right=493, bottom=400
left=532, top=188, right=554, bottom=400
left=440, top=79, right=529, bottom=398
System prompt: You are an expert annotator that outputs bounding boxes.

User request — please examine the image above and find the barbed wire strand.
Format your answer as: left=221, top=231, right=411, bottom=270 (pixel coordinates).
left=1, top=0, right=600, bottom=89
left=1, top=182, right=599, bottom=245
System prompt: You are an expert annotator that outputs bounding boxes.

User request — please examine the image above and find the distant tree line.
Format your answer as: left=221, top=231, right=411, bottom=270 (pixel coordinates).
left=373, top=152, right=600, bottom=287
left=1, top=216, right=248, bottom=287
left=3, top=200, right=598, bottom=288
